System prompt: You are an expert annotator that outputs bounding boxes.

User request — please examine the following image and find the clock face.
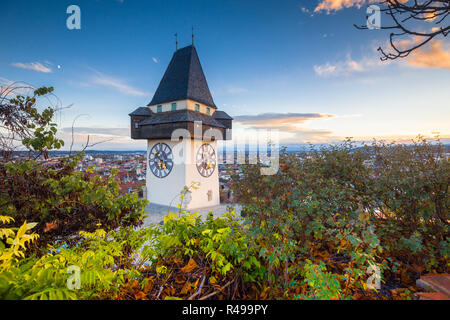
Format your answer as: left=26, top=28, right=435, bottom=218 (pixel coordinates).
left=196, top=143, right=216, bottom=178
left=148, top=143, right=173, bottom=178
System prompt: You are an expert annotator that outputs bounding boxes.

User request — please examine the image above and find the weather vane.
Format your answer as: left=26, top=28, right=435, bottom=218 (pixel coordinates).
left=192, top=26, right=194, bottom=46
left=174, top=33, right=178, bottom=50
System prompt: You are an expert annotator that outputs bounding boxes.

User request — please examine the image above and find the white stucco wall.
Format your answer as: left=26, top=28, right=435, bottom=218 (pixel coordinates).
left=146, top=139, right=220, bottom=210
left=184, top=139, right=220, bottom=209
left=146, top=139, right=186, bottom=208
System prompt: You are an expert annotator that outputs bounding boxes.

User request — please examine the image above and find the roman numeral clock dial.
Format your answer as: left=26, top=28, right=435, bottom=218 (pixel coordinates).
left=196, top=143, right=216, bottom=178
left=148, top=143, right=173, bottom=178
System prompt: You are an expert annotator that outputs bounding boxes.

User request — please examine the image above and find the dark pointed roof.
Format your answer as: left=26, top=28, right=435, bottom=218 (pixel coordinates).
left=148, top=45, right=217, bottom=108
left=128, top=107, right=153, bottom=116
left=213, top=110, right=233, bottom=120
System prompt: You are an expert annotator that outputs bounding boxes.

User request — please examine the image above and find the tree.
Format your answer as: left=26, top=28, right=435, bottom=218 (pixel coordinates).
left=0, top=83, right=64, bottom=161
left=0, top=85, right=147, bottom=249
left=355, top=0, right=449, bottom=60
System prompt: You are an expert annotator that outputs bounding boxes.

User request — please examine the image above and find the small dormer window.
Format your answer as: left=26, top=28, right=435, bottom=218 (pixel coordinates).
left=157, top=105, right=162, bottom=113
left=206, top=107, right=211, bottom=115
left=171, top=103, right=177, bottom=111
left=195, top=104, right=200, bottom=112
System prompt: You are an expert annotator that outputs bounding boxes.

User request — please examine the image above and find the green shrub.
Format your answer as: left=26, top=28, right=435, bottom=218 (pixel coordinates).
left=140, top=211, right=264, bottom=283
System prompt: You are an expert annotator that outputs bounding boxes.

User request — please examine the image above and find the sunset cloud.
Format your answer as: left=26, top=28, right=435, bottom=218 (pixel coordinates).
left=407, top=41, right=450, bottom=70
left=234, top=112, right=336, bottom=142
left=314, top=0, right=369, bottom=13
left=392, top=36, right=450, bottom=69
left=313, top=0, right=412, bottom=13
left=235, top=113, right=334, bottom=126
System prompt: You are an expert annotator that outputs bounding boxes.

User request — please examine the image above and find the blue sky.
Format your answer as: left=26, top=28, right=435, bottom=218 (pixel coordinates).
left=1, top=0, right=449, bottom=150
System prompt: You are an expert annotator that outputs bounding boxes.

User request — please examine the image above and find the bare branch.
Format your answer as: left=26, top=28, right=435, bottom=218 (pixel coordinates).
left=354, top=0, right=449, bottom=60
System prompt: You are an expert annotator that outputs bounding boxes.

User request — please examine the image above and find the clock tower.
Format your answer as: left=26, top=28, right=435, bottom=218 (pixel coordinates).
left=129, top=45, right=232, bottom=210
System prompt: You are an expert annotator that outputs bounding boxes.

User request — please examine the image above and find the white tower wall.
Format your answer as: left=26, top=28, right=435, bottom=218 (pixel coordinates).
left=146, top=139, right=220, bottom=210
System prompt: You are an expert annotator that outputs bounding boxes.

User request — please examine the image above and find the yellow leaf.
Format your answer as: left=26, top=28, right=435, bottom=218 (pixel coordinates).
left=0, top=216, right=14, bottom=224
left=16, top=221, right=28, bottom=239
left=26, top=222, right=38, bottom=230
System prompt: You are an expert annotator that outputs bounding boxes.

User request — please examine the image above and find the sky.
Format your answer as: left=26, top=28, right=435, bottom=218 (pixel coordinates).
left=1, top=0, right=449, bottom=150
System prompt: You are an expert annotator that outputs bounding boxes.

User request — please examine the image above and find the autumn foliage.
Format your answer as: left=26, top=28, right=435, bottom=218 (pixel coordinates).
left=231, top=138, right=449, bottom=299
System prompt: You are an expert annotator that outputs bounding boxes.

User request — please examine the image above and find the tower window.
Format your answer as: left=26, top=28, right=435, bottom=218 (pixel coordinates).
left=206, top=107, right=211, bottom=115
left=157, top=105, right=162, bottom=113
left=134, top=122, right=139, bottom=129
left=195, top=104, right=200, bottom=112
left=171, top=103, right=177, bottom=111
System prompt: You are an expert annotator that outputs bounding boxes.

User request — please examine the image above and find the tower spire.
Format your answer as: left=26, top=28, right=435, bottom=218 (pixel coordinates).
left=148, top=45, right=217, bottom=108
left=174, top=33, right=178, bottom=50
left=192, top=26, right=194, bottom=46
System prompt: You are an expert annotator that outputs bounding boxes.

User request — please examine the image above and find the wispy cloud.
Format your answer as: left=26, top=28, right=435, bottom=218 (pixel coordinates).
left=0, top=77, right=35, bottom=96
left=227, top=86, right=248, bottom=94
left=89, top=69, right=149, bottom=97
left=300, top=6, right=310, bottom=14
left=11, top=61, right=52, bottom=73
left=314, top=54, right=384, bottom=77
left=299, top=6, right=314, bottom=17
left=0, top=78, right=16, bottom=96
left=62, top=127, right=129, bottom=137
left=56, top=128, right=146, bottom=151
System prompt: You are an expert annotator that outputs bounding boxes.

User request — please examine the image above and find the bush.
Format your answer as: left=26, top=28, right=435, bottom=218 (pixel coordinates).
left=0, top=216, right=136, bottom=300
left=0, top=211, right=264, bottom=300
left=122, top=211, right=264, bottom=300
left=231, top=138, right=449, bottom=297
left=369, top=138, right=449, bottom=275
left=0, top=156, right=146, bottom=249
